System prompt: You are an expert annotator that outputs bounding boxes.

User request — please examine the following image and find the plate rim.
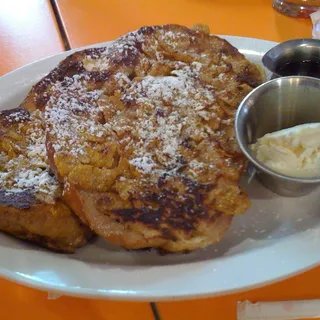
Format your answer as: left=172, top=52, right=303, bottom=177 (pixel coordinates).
left=2, top=35, right=315, bottom=302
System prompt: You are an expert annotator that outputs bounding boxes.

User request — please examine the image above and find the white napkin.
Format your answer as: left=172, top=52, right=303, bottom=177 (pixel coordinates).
left=238, top=300, right=320, bottom=320
left=311, top=10, right=320, bottom=39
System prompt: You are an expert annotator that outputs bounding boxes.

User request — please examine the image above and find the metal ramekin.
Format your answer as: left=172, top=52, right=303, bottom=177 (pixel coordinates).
left=235, top=76, right=320, bottom=197
left=262, top=38, right=320, bottom=79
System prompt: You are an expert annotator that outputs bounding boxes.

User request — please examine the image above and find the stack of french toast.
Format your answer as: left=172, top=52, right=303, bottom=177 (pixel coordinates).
left=0, top=24, right=264, bottom=253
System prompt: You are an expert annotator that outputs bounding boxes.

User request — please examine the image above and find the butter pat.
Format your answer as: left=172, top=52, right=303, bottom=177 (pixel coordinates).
left=250, top=123, right=320, bottom=178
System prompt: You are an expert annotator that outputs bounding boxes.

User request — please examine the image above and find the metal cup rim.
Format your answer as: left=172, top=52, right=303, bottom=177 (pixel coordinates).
left=262, top=38, right=320, bottom=77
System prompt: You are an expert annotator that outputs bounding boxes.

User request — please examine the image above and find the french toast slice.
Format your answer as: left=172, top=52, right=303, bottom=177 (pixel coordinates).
left=0, top=107, right=92, bottom=252
left=22, top=24, right=263, bottom=253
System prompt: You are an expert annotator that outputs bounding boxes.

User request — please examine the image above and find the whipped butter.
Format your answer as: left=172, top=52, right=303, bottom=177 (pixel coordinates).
left=250, top=123, right=320, bottom=178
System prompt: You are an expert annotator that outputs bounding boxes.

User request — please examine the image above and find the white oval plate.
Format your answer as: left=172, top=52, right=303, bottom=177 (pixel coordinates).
left=1, top=36, right=319, bottom=301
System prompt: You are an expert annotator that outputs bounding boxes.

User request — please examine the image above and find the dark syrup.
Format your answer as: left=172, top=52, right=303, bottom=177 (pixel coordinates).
left=275, top=60, right=320, bottom=78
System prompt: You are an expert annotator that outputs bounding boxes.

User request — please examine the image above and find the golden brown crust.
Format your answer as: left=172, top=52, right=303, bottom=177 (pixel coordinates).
left=65, top=186, right=233, bottom=252
left=24, top=24, right=262, bottom=252
left=0, top=201, right=92, bottom=253
left=0, top=108, right=93, bottom=252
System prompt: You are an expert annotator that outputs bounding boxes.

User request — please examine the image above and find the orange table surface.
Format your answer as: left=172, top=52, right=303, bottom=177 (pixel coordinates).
left=0, top=278, right=154, bottom=320
left=54, top=0, right=312, bottom=48
left=0, top=0, right=64, bottom=76
left=0, top=1, right=318, bottom=320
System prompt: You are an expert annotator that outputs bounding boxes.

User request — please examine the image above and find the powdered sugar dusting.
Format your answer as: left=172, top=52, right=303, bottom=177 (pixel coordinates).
left=45, top=74, right=105, bottom=157
left=119, top=61, right=220, bottom=175
left=43, top=24, right=259, bottom=189
left=0, top=110, right=59, bottom=202
left=129, top=156, right=155, bottom=174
